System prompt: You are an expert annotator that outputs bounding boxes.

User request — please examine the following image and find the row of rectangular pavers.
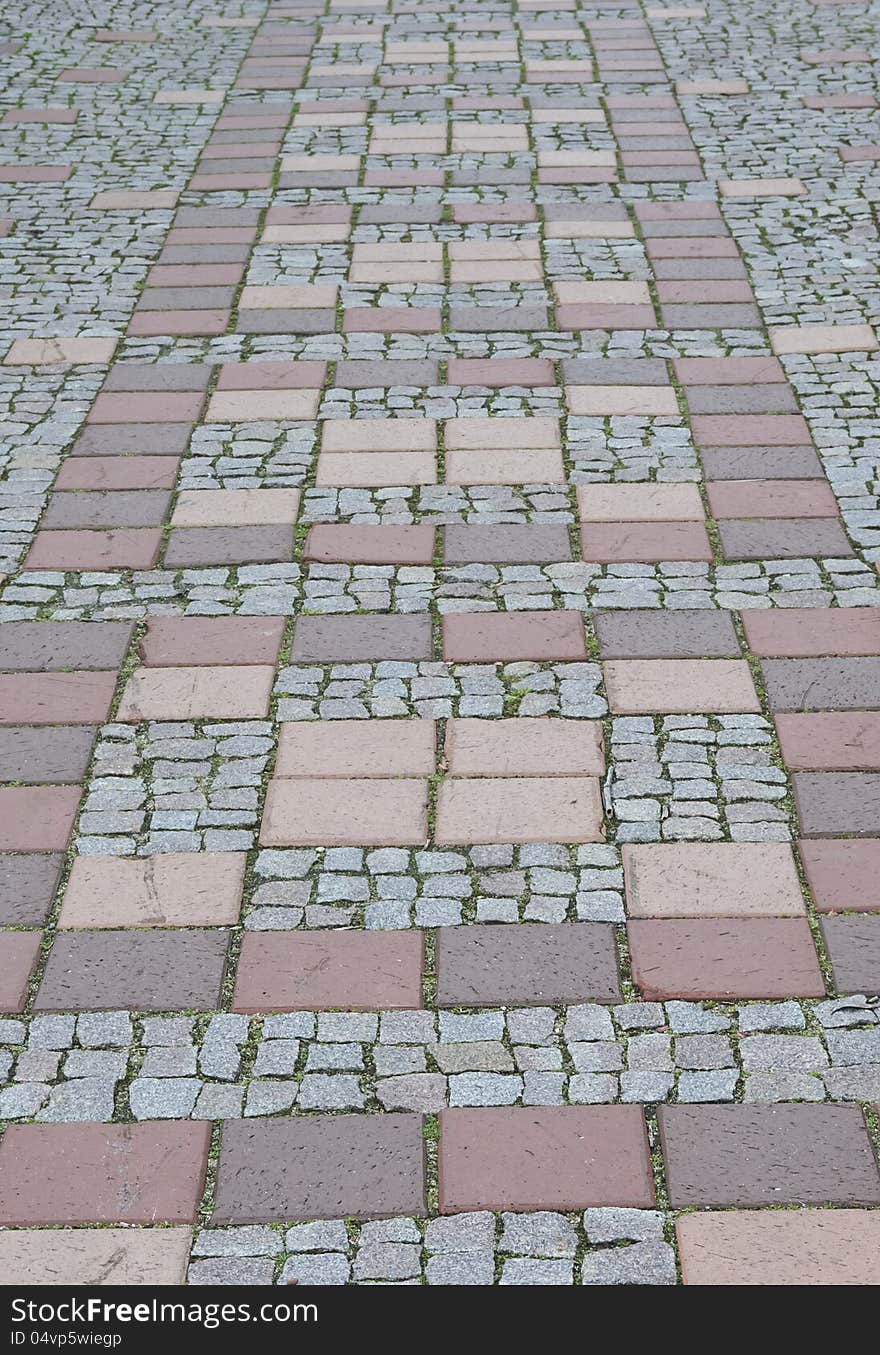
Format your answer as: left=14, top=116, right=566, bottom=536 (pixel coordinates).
left=0, top=1104, right=878, bottom=1224
left=3, top=1206, right=880, bottom=1286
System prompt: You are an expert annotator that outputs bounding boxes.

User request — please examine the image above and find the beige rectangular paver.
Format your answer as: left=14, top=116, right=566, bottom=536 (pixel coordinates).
left=276, top=719, right=436, bottom=777
left=604, top=660, right=761, bottom=713
left=445, top=719, right=605, bottom=776
left=117, top=666, right=274, bottom=720
left=577, top=483, right=704, bottom=521
left=59, top=854, right=246, bottom=927
left=436, top=777, right=605, bottom=844
left=170, top=489, right=301, bottom=527
left=260, top=777, right=429, bottom=846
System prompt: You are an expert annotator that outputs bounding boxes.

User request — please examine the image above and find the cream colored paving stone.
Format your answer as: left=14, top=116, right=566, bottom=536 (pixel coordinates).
left=446, top=448, right=565, bottom=484
left=531, top=110, right=605, bottom=123
left=567, top=385, right=679, bottom=417
left=545, top=219, right=634, bottom=238
left=322, top=418, right=436, bottom=453
left=604, top=660, right=761, bottom=714
left=769, top=323, right=878, bottom=354
left=276, top=718, right=436, bottom=777
left=59, top=853, right=246, bottom=927
left=436, top=777, right=605, bottom=844
left=0, top=1229, right=192, bottom=1286
left=553, top=280, right=652, bottom=305
left=445, top=718, right=605, bottom=776
left=261, top=778, right=429, bottom=846
left=649, top=6, right=707, bottom=17
left=538, top=150, right=617, bottom=167
left=349, top=261, right=444, bottom=283
left=577, top=483, right=704, bottom=521
left=451, top=260, right=544, bottom=283
left=448, top=241, right=541, bottom=260
left=297, top=112, right=367, bottom=127
left=262, top=224, right=350, bottom=244
left=205, top=389, right=321, bottom=421
left=678, top=1212, right=880, bottom=1285
left=90, top=190, right=178, bottom=209
left=622, top=843, right=806, bottom=918
left=316, top=451, right=437, bottom=487
left=238, top=285, right=338, bottom=309
left=4, top=337, right=117, bottom=365
left=445, top=416, right=560, bottom=450
left=170, top=488, right=301, bottom=527
left=117, top=666, right=274, bottom=721
left=280, top=154, right=361, bottom=172
left=719, top=177, right=806, bottom=197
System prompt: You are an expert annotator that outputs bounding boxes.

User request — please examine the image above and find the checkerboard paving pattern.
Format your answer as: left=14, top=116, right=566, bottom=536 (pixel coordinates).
left=0, top=0, right=879, bottom=1288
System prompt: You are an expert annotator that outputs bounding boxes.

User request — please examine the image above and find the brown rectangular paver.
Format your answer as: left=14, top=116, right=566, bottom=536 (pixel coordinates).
left=304, top=524, right=436, bottom=564
left=443, top=611, right=586, bottom=662
left=0, top=726, right=95, bottom=783
left=604, top=660, right=760, bottom=713
left=821, top=915, right=880, bottom=993
left=58, top=853, right=245, bottom=928
left=234, top=931, right=424, bottom=1011
left=275, top=719, right=435, bottom=777
left=677, top=1210, right=880, bottom=1286
left=0, top=933, right=42, bottom=1013
left=0, top=786, right=81, bottom=851
left=776, top=712, right=880, bottom=769
left=628, top=918, right=824, bottom=999
left=213, top=1115, right=426, bottom=1223
left=658, top=1105, right=880, bottom=1208
left=594, top=611, right=741, bottom=659
left=741, top=608, right=880, bottom=657
left=26, top=529, right=163, bottom=571
left=0, top=1124, right=211, bottom=1224
left=0, top=671, right=116, bottom=724
left=435, top=777, right=604, bottom=845
left=623, top=843, right=805, bottom=917
left=0, top=854, right=63, bottom=926
left=795, top=772, right=880, bottom=837
left=799, top=839, right=880, bottom=912
left=261, top=778, right=429, bottom=847
left=34, top=930, right=230, bottom=1011
left=291, top=615, right=433, bottom=662
left=761, top=658, right=880, bottom=711
left=435, top=923, right=620, bottom=1005
left=444, top=718, right=604, bottom=776
left=139, top=617, right=285, bottom=667
left=439, top=1106, right=654, bottom=1213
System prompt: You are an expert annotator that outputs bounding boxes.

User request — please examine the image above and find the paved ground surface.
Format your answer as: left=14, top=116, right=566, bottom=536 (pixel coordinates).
left=0, top=0, right=879, bottom=1288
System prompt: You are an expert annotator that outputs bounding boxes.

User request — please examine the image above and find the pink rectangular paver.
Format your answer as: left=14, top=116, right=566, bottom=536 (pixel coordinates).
left=260, top=778, right=430, bottom=847
left=604, top=660, right=761, bottom=713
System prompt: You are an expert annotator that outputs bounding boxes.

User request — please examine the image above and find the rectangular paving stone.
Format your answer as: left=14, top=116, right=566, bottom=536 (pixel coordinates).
left=291, top=615, right=433, bottom=662
left=213, top=1116, right=426, bottom=1224
left=0, top=1124, right=211, bottom=1224
left=799, top=839, right=880, bottom=912
left=742, top=609, right=880, bottom=657
left=58, top=853, right=246, bottom=928
left=685, top=385, right=798, bottom=414
left=761, top=658, right=880, bottom=710
left=0, top=726, right=95, bottom=783
left=102, top=364, right=212, bottom=393
left=164, top=526, right=293, bottom=567
left=701, top=446, right=824, bottom=480
left=0, top=1229, right=193, bottom=1287
left=677, top=1210, right=880, bottom=1286
left=719, top=519, right=853, bottom=560
left=261, top=778, right=429, bottom=847
left=623, top=843, right=805, bottom=918
left=776, top=712, right=880, bottom=770
left=35, top=930, right=230, bottom=1011
left=234, top=931, right=424, bottom=1011
left=170, top=489, right=300, bottom=527
left=140, top=617, right=286, bottom=668
left=439, top=1107, right=654, bottom=1213
left=658, top=1105, right=880, bottom=1208
left=26, top=529, right=163, bottom=571
left=707, top=479, right=838, bottom=518
left=216, top=360, right=326, bottom=390
left=5, top=338, right=116, bottom=365
left=89, top=392, right=204, bottom=423
left=443, top=611, right=586, bottom=662
left=821, top=915, right=880, bottom=993
left=604, top=660, right=760, bottom=713
left=0, top=671, right=116, bottom=724
left=594, top=611, right=741, bottom=659
left=435, top=777, right=604, bottom=845
left=581, top=522, right=713, bottom=563
left=0, top=934, right=42, bottom=1013
left=445, top=718, right=604, bottom=776
left=41, top=490, right=171, bottom=529
left=304, top=524, right=436, bottom=564
left=0, top=854, right=63, bottom=925
left=795, top=772, right=880, bottom=837
left=692, top=415, right=811, bottom=446
left=436, top=923, right=620, bottom=1006
left=117, top=666, right=272, bottom=721
left=71, top=424, right=193, bottom=456
left=0, top=786, right=81, bottom=851
left=628, top=919, right=824, bottom=999
left=444, top=524, right=572, bottom=564
left=577, top=483, right=704, bottom=521
left=276, top=719, right=435, bottom=777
